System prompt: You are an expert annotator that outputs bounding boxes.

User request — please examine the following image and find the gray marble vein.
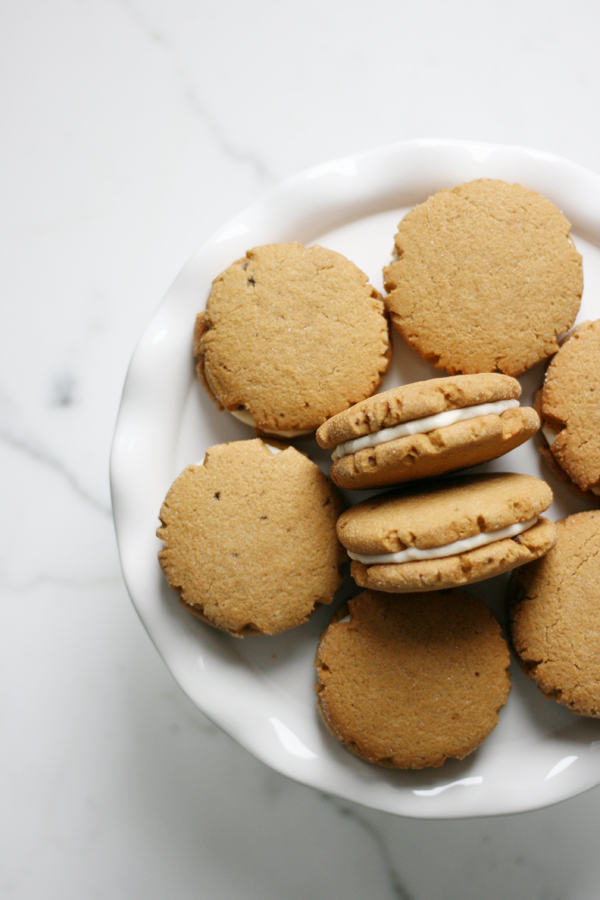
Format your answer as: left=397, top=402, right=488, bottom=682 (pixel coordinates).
left=3, top=574, right=123, bottom=592
left=116, top=0, right=277, bottom=188
left=49, top=375, right=77, bottom=408
left=0, top=425, right=110, bottom=516
left=321, top=795, right=415, bottom=900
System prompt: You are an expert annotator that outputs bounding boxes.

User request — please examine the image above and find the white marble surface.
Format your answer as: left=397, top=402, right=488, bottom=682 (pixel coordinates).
left=3, top=1, right=600, bottom=897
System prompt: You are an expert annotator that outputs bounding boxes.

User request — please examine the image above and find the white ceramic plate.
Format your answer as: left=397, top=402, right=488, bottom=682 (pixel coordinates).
left=111, top=139, right=600, bottom=819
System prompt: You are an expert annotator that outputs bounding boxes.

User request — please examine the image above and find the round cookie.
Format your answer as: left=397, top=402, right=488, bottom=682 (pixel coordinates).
left=316, top=373, right=539, bottom=490
left=337, top=473, right=556, bottom=593
left=509, top=511, right=600, bottom=717
left=383, top=179, right=583, bottom=377
left=314, top=590, right=511, bottom=768
left=195, top=242, right=391, bottom=437
left=536, top=319, right=600, bottom=502
left=157, top=439, right=346, bottom=636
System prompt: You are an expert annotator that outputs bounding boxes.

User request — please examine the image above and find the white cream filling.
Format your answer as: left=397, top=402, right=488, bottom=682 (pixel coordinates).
left=347, top=518, right=539, bottom=565
left=230, top=407, right=313, bottom=438
left=542, top=424, right=559, bottom=448
left=331, top=399, right=520, bottom=461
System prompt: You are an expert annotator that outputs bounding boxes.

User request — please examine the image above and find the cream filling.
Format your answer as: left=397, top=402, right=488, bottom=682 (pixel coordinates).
left=230, top=408, right=313, bottom=438
left=331, top=399, right=520, bottom=461
left=347, top=518, right=539, bottom=565
left=541, top=423, right=600, bottom=495
left=542, top=424, right=559, bottom=448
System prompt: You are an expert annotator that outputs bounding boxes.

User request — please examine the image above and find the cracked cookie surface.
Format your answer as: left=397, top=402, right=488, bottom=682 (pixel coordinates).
left=195, top=242, right=391, bottom=435
left=314, top=589, right=511, bottom=768
left=536, top=319, right=600, bottom=500
left=383, top=179, right=582, bottom=377
left=509, top=511, right=600, bottom=717
left=157, top=439, right=346, bottom=635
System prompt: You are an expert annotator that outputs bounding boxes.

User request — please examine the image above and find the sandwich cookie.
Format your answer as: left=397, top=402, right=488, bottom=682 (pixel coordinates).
left=194, top=242, right=391, bottom=438
left=157, top=439, right=346, bottom=636
left=314, top=589, right=511, bottom=768
left=536, top=319, right=600, bottom=502
left=383, top=179, right=582, bottom=377
left=509, top=511, right=600, bottom=717
left=337, top=473, right=556, bottom=592
left=316, top=373, right=539, bottom=490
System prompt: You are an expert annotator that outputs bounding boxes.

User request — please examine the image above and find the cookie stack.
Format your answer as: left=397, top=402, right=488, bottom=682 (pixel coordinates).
left=315, top=382, right=556, bottom=767
left=157, top=176, right=600, bottom=771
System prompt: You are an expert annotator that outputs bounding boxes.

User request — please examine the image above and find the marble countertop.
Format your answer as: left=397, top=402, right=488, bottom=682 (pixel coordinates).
left=3, top=2, right=600, bottom=897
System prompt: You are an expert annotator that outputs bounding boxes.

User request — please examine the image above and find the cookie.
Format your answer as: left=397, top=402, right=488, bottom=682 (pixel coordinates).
left=509, top=511, right=600, bottom=717
left=314, top=590, right=511, bottom=768
left=383, top=179, right=582, bottom=377
left=157, top=439, right=346, bottom=635
left=316, top=373, right=539, bottom=490
left=337, top=473, right=556, bottom=592
left=536, top=320, right=600, bottom=502
left=195, top=243, right=391, bottom=437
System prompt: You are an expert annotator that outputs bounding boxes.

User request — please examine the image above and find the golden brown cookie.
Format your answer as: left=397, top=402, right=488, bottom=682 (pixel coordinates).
left=314, top=590, right=511, bottom=768
left=509, top=511, right=600, bottom=717
left=536, top=320, right=600, bottom=502
left=157, top=439, right=346, bottom=635
left=316, top=373, right=539, bottom=490
left=383, top=179, right=582, bottom=377
left=195, top=243, right=391, bottom=437
left=337, top=473, right=556, bottom=592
